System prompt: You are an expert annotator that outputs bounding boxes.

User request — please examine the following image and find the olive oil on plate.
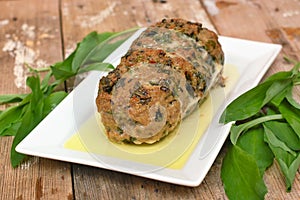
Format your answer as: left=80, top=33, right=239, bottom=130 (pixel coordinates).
left=64, top=64, right=239, bottom=169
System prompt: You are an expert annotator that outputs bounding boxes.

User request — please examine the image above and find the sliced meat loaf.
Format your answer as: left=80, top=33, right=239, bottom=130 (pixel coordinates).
left=96, top=48, right=197, bottom=144
left=130, top=18, right=224, bottom=95
left=96, top=18, right=224, bottom=144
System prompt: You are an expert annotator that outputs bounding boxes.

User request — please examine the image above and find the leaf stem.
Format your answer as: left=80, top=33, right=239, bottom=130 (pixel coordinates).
left=284, top=56, right=298, bottom=65
left=230, top=114, right=283, bottom=144
left=25, top=63, right=51, bottom=73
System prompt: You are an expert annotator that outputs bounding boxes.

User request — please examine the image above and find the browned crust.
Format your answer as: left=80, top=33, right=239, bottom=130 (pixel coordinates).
left=154, top=18, right=224, bottom=65
left=96, top=49, right=186, bottom=144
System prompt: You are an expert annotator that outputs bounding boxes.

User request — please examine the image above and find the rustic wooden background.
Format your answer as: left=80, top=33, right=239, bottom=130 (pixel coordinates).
left=0, top=0, right=299, bottom=199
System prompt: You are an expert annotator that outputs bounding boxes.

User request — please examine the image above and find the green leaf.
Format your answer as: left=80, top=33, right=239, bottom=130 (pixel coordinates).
left=50, top=49, right=77, bottom=80
left=50, top=29, right=135, bottom=83
left=264, top=134, right=300, bottom=191
left=237, top=127, right=274, bottom=175
left=71, top=31, right=115, bottom=72
left=26, top=76, right=41, bottom=98
left=279, top=100, right=300, bottom=138
left=10, top=101, right=45, bottom=167
left=72, top=28, right=137, bottom=73
left=11, top=76, right=45, bottom=167
left=0, top=105, right=24, bottom=136
left=26, top=76, right=44, bottom=115
left=83, top=36, right=126, bottom=65
left=10, top=109, right=29, bottom=167
left=265, top=135, right=297, bottom=168
left=220, top=65, right=299, bottom=124
left=3, top=121, right=22, bottom=136
left=0, top=94, right=27, bottom=105
left=50, top=64, right=76, bottom=81
left=277, top=154, right=300, bottom=192
left=220, top=81, right=273, bottom=124
left=263, top=121, right=300, bottom=151
left=221, top=145, right=267, bottom=200
left=220, top=67, right=296, bottom=123
left=286, top=86, right=300, bottom=109
left=270, top=86, right=289, bottom=107
left=291, top=62, right=300, bottom=76
left=230, top=114, right=283, bottom=145
left=263, top=79, right=292, bottom=106
left=263, top=124, right=297, bottom=156
left=78, top=62, right=114, bottom=74
left=83, top=37, right=124, bottom=65
left=43, top=91, right=67, bottom=115
left=264, top=71, right=292, bottom=82
left=10, top=78, right=67, bottom=167
left=41, top=71, right=53, bottom=92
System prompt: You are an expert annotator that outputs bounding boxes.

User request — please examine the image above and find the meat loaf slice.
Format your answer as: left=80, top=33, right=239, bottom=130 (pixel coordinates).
left=96, top=49, right=197, bottom=144
left=130, top=18, right=224, bottom=95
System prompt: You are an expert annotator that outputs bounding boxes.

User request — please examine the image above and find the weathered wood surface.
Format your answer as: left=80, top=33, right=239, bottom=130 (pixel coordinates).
left=0, top=0, right=299, bottom=199
left=0, top=1, right=73, bottom=200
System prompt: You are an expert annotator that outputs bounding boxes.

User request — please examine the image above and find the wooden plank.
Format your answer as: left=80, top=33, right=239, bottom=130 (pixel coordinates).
left=60, top=0, right=228, bottom=199
left=0, top=1, right=73, bottom=199
left=207, top=0, right=300, bottom=74
left=0, top=0, right=63, bottom=94
left=61, top=0, right=214, bottom=42
left=0, top=137, right=73, bottom=200
left=206, top=0, right=300, bottom=199
left=0, top=0, right=297, bottom=199
left=72, top=164, right=226, bottom=200
left=60, top=0, right=215, bottom=89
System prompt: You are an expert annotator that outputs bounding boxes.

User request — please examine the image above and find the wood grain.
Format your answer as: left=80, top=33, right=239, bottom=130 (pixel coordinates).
left=0, top=1, right=73, bottom=199
left=207, top=0, right=300, bottom=199
left=209, top=0, right=300, bottom=74
left=0, top=0, right=299, bottom=199
left=72, top=162, right=227, bottom=200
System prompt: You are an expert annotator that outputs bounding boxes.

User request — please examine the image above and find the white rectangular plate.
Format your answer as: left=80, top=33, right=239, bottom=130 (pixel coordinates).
left=16, top=29, right=281, bottom=187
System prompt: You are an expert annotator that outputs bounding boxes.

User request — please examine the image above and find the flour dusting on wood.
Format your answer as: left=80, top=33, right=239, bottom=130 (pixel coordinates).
left=78, top=2, right=118, bottom=28
left=2, top=24, right=50, bottom=89
left=203, top=0, right=219, bottom=16
left=21, top=24, right=36, bottom=39
left=0, top=19, right=9, bottom=28
left=3, top=39, right=37, bottom=88
left=20, top=157, right=39, bottom=170
left=159, top=3, right=173, bottom=11
left=283, top=10, right=300, bottom=17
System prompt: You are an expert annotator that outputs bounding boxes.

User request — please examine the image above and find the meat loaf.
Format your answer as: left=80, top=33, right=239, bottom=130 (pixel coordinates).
left=96, top=18, right=224, bottom=144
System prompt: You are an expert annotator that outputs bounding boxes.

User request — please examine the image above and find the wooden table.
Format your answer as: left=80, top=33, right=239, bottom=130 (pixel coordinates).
left=0, top=0, right=299, bottom=199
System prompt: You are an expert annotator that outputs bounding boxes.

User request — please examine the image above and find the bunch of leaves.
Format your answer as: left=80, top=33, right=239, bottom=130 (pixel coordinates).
left=220, top=58, right=300, bottom=200
left=0, top=28, right=137, bottom=167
